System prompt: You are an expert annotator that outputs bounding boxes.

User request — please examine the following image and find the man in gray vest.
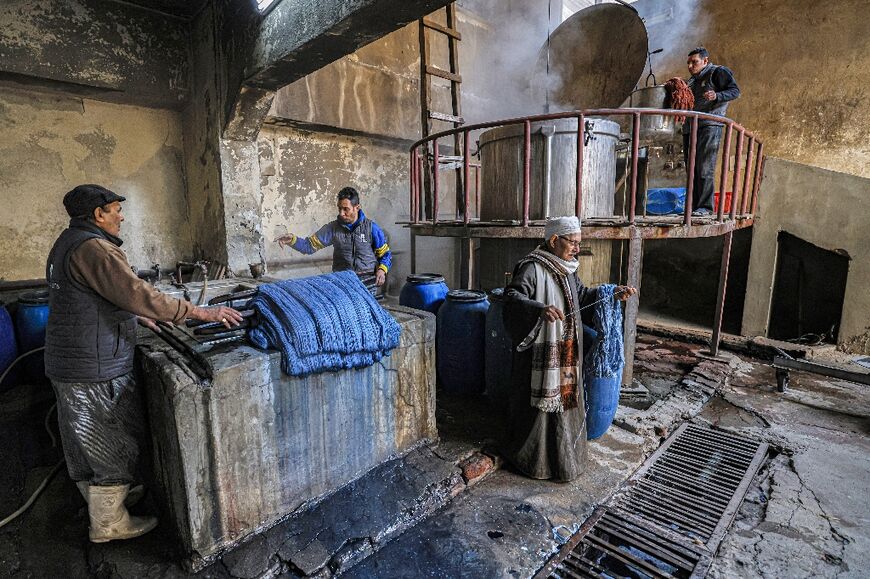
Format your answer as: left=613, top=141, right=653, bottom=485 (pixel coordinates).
left=45, top=184, right=243, bottom=543
left=683, top=47, right=741, bottom=215
left=276, top=187, right=393, bottom=287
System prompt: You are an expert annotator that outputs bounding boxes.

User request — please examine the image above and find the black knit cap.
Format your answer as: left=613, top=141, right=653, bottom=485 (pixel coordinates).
left=62, top=184, right=126, bottom=218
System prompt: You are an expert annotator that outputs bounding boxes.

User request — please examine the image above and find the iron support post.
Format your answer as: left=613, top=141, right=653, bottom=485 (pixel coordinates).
left=710, top=229, right=733, bottom=356
left=621, top=230, right=643, bottom=388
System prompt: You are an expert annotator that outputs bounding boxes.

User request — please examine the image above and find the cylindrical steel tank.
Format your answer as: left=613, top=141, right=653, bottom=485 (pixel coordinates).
left=628, top=85, right=678, bottom=144
left=477, top=118, right=620, bottom=290
left=478, top=117, right=620, bottom=221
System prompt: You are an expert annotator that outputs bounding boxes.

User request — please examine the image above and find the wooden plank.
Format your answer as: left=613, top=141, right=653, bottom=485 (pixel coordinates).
left=425, top=65, right=462, bottom=83
left=428, top=111, right=464, bottom=124
left=422, top=17, right=461, bottom=39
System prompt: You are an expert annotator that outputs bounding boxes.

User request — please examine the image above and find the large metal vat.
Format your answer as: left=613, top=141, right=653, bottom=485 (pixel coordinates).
left=629, top=85, right=679, bottom=143
left=478, top=117, right=620, bottom=221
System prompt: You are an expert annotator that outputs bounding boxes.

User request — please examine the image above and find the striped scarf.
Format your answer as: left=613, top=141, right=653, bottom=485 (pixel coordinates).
left=517, top=248, right=581, bottom=413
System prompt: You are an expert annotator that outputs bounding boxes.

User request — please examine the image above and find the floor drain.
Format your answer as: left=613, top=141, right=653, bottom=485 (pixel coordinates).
left=536, top=507, right=711, bottom=578
left=535, top=423, right=768, bottom=578
left=619, top=423, right=768, bottom=551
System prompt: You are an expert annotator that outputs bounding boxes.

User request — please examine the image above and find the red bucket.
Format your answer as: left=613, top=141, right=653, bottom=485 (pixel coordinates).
left=714, top=191, right=733, bottom=212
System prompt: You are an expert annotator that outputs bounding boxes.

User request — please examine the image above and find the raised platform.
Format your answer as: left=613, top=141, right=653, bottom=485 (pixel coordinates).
left=403, top=215, right=754, bottom=240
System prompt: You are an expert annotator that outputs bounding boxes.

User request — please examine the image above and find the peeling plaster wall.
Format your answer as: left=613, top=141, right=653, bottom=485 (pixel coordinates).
left=742, top=159, right=870, bottom=353
left=0, top=87, right=193, bottom=281
left=634, top=0, right=870, bottom=179
left=0, top=0, right=189, bottom=109
left=259, top=124, right=458, bottom=292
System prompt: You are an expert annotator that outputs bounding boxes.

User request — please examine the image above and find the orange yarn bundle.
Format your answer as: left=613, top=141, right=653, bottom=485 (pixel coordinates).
left=664, top=77, right=694, bottom=123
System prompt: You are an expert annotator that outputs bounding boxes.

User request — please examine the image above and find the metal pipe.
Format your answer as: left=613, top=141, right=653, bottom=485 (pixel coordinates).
left=710, top=229, right=733, bottom=356
left=629, top=113, right=641, bottom=223
left=684, top=118, right=698, bottom=226
left=730, top=131, right=745, bottom=220
left=416, top=152, right=424, bottom=221
left=409, top=108, right=754, bottom=151
left=432, top=140, right=440, bottom=224
left=717, top=124, right=733, bottom=221
left=750, top=143, right=763, bottom=215
left=575, top=113, right=585, bottom=217
left=410, top=148, right=417, bottom=224
left=522, top=120, right=531, bottom=227
left=741, top=136, right=755, bottom=215
left=541, top=124, right=555, bottom=219
left=463, top=131, right=471, bottom=224
left=474, top=165, right=481, bottom=219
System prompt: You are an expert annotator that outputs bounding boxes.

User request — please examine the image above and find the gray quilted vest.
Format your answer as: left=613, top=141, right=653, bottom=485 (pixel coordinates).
left=688, top=64, right=729, bottom=127
left=44, top=221, right=137, bottom=382
left=332, top=218, right=378, bottom=273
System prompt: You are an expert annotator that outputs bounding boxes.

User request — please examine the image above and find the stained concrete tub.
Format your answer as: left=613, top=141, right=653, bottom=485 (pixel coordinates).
left=137, top=305, right=436, bottom=569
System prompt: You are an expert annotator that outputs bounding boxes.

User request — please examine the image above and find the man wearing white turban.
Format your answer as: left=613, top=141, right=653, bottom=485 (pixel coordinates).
left=502, top=216, right=636, bottom=481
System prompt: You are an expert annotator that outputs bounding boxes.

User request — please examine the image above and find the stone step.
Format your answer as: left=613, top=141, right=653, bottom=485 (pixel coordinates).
left=217, top=444, right=499, bottom=578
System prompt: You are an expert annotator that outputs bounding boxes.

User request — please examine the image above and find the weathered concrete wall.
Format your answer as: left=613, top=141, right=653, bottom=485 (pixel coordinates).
left=270, top=23, right=420, bottom=141
left=0, top=86, right=192, bottom=281
left=139, top=305, right=437, bottom=568
left=742, top=158, right=870, bottom=353
left=259, top=124, right=459, bottom=292
left=0, top=0, right=189, bottom=109
left=633, top=0, right=870, bottom=179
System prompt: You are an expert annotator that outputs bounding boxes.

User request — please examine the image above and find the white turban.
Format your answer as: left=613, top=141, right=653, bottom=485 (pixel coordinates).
left=543, top=216, right=582, bottom=239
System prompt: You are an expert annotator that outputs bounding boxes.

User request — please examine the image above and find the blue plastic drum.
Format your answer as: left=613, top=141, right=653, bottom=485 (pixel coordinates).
left=436, top=290, right=489, bottom=394
left=399, top=273, right=449, bottom=314
left=484, top=288, right=513, bottom=409
left=0, top=302, right=18, bottom=390
left=15, top=290, right=49, bottom=384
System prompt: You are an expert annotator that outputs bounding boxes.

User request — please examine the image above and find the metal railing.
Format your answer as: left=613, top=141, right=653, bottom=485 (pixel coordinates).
left=408, top=108, right=765, bottom=229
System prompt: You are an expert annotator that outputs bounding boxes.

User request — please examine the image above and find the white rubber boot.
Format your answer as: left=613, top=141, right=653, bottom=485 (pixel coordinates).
left=77, top=481, right=145, bottom=507
left=88, top=484, right=157, bottom=543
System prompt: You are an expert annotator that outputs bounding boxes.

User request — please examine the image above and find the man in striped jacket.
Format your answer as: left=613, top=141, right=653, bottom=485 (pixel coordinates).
left=277, top=187, right=392, bottom=288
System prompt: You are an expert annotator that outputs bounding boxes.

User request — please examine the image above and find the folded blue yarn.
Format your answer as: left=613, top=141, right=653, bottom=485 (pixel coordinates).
left=248, top=271, right=402, bottom=377
left=584, top=284, right=625, bottom=379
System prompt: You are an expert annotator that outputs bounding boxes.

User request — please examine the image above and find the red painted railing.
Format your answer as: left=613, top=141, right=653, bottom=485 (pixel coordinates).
left=408, top=108, right=765, bottom=229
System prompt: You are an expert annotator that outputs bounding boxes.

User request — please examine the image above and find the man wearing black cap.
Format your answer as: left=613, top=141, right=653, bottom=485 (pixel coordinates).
left=45, top=184, right=243, bottom=543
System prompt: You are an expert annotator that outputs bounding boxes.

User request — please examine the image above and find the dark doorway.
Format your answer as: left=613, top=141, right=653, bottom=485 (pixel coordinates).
left=769, top=232, right=849, bottom=343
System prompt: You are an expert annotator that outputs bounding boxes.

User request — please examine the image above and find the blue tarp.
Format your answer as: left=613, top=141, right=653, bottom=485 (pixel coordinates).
left=248, top=271, right=401, bottom=377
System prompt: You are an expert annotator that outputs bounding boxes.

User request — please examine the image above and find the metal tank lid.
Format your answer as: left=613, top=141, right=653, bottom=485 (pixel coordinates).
left=533, top=3, right=648, bottom=110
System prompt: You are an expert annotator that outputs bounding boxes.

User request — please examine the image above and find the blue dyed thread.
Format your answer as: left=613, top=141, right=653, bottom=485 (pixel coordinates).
left=584, top=284, right=625, bottom=380
left=248, top=271, right=402, bottom=377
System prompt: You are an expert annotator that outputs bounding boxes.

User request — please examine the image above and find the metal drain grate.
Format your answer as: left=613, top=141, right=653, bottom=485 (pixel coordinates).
left=536, top=507, right=712, bottom=579
left=619, top=423, right=768, bottom=550
left=536, top=424, right=768, bottom=578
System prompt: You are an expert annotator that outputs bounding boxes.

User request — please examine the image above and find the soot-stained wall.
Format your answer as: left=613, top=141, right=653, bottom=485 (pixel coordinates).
left=0, top=87, right=193, bottom=281
left=259, top=124, right=456, bottom=293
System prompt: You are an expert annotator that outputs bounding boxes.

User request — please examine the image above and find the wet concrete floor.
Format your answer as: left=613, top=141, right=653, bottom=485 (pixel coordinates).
left=0, top=335, right=867, bottom=578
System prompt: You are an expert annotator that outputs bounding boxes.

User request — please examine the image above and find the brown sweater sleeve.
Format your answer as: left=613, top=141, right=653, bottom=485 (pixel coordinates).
left=68, top=238, right=195, bottom=323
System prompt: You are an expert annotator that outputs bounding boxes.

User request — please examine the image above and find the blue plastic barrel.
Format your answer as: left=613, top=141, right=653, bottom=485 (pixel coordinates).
left=645, top=187, right=686, bottom=215
left=15, top=290, right=49, bottom=384
left=585, top=374, right=622, bottom=439
left=484, top=288, right=513, bottom=409
left=400, top=273, right=449, bottom=314
left=0, top=302, right=18, bottom=390
left=436, top=290, right=489, bottom=394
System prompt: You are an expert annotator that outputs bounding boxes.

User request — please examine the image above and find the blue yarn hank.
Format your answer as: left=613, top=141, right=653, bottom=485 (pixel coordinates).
left=583, top=284, right=625, bottom=440
left=248, top=271, right=401, bottom=377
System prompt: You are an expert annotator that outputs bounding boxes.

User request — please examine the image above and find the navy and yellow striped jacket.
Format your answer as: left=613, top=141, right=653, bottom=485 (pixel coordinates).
left=287, top=210, right=392, bottom=274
